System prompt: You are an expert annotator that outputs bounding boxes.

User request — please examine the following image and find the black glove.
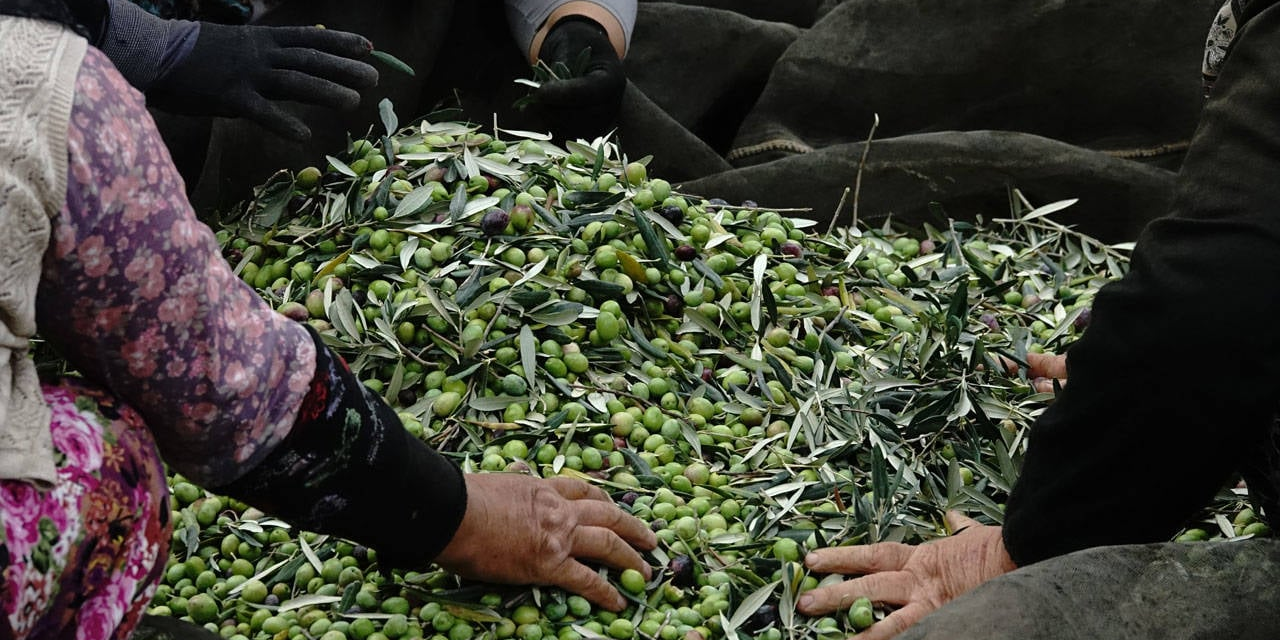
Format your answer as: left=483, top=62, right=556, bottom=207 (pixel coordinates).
left=530, top=16, right=625, bottom=141
left=148, top=23, right=379, bottom=141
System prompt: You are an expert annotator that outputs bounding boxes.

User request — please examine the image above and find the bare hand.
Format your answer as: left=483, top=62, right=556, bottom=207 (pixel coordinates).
left=999, top=352, right=1067, bottom=394
left=435, top=474, right=657, bottom=611
left=797, top=512, right=1016, bottom=640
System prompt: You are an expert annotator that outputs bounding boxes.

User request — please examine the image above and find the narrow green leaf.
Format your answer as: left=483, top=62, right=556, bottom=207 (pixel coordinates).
left=370, top=49, right=415, bottom=76
left=449, top=182, right=468, bottom=221
left=633, top=209, right=672, bottom=267
left=520, top=325, right=538, bottom=392
left=728, top=580, right=781, bottom=630
left=395, top=185, right=435, bottom=218
left=326, top=155, right=356, bottom=178
left=528, top=302, right=584, bottom=326
left=279, top=594, right=342, bottom=613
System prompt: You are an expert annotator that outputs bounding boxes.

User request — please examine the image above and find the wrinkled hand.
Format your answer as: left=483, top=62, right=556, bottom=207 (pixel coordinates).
left=999, top=352, right=1068, bottom=394
left=149, top=23, right=379, bottom=141
left=798, top=512, right=1016, bottom=640
left=435, top=474, right=657, bottom=611
left=530, top=16, right=626, bottom=140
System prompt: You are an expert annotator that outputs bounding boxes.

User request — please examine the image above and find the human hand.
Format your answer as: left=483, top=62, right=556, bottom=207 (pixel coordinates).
left=148, top=23, right=379, bottom=140
left=997, top=352, right=1067, bottom=394
left=530, top=16, right=626, bottom=140
left=435, top=474, right=657, bottom=611
left=797, top=512, right=1016, bottom=640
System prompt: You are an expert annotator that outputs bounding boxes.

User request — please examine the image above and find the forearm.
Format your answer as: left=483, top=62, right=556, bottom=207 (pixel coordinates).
left=217, top=327, right=468, bottom=568
left=508, top=0, right=636, bottom=61
left=1002, top=2, right=1280, bottom=565
left=97, top=0, right=198, bottom=90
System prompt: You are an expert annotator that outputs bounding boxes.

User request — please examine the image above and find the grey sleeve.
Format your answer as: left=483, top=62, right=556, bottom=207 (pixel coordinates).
left=505, top=0, right=637, bottom=58
left=99, top=0, right=200, bottom=90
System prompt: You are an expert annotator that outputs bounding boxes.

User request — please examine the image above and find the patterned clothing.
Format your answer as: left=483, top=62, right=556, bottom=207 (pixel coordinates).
left=0, top=42, right=314, bottom=640
left=1203, top=0, right=1273, bottom=95
left=1203, top=0, right=1239, bottom=95
left=36, top=46, right=316, bottom=490
left=0, top=380, right=170, bottom=640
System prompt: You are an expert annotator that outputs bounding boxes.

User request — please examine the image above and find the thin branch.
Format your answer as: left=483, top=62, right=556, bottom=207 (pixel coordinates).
left=851, top=114, right=881, bottom=230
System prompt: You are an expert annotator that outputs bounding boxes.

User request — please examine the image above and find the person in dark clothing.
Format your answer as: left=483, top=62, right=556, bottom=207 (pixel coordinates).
left=793, top=1, right=1280, bottom=638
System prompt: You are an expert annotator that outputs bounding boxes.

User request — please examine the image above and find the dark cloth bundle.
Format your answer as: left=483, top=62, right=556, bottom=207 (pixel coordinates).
left=0, top=0, right=105, bottom=37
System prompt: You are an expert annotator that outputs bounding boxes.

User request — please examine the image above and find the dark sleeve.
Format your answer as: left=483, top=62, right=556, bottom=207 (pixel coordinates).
left=215, top=325, right=469, bottom=569
left=1002, top=2, right=1280, bottom=566
left=96, top=0, right=199, bottom=90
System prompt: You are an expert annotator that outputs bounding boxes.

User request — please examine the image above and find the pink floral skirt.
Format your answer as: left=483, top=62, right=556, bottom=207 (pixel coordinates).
left=0, top=380, right=171, bottom=640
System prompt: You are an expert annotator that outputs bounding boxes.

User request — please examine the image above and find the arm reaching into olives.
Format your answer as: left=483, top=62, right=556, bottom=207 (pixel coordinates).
left=798, top=512, right=1016, bottom=640
left=436, top=474, right=658, bottom=612
left=507, top=0, right=636, bottom=139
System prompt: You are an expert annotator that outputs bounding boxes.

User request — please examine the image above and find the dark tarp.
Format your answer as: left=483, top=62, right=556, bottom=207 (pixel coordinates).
left=898, top=540, right=1280, bottom=640
left=170, top=0, right=1220, bottom=242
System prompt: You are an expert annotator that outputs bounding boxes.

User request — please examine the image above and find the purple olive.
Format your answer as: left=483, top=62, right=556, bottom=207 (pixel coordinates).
left=422, top=165, right=446, bottom=183
left=619, top=491, right=640, bottom=507
left=920, top=239, right=936, bottom=254
left=1073, top=307, right=1092, bottom=330
left=741, top=200, right=758, bottom=208
left=278, top=302, right=309, bottom=322
left=397, top=388, right=418, bottom=407
left=979, top=313, right=999, bottom=331
left=481, top=208, right=510, bottom=236
left=780, top=242, right=803, bottom=258
left=664, top=294, right=685, bottom=316
left=745, top=604, right=779, bottom=633
left=668, top=555, right=696, bottom=587
left=821, top=286, right=839, bottom=298
left=675, top=245, right=698, bottom=261
left=660, top=205, right=685, bottom=226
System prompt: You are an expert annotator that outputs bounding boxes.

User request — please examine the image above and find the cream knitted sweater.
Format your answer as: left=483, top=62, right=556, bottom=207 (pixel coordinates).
left=0, top=16, right=86, bottom=486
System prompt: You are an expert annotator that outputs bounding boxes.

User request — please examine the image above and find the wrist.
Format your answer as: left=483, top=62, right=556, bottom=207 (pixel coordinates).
left=100, top=0, right=199, bottom=91
left=989, top=526, right=1018, bottom=573
left=216, top=325, right=468, bottom=571
left=528, top=1, right=627, bottom=63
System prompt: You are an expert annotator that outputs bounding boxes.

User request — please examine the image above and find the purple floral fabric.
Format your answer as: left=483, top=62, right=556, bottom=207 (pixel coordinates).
left=0, top=379, right=171, bottom=640
left=0, top=42, right=322, bottom=640
left=35, top=46, right=317, bottom=489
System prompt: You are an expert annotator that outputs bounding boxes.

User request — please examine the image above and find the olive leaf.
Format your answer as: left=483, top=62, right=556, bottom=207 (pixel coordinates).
left=370, top=49, right=415, bottom=77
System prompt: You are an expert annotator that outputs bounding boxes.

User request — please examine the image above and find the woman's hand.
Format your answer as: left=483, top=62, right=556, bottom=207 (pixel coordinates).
left=435, top=474, right=657, bottom=612
left=1000, top=352, right=1068, bottom=394
left=797, top=512, right=1016, bottom=640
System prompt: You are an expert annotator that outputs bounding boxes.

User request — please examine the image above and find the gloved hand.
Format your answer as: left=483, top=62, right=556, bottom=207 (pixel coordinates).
left=530, top=16, right=625, bottom=141
left=148, top=23, right=379, bottom=141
